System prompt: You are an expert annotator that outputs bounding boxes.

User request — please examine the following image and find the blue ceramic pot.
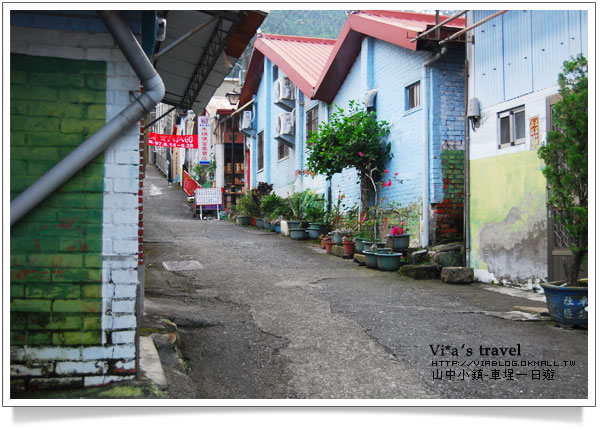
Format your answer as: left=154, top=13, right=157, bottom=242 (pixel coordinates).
left=289, top=228, right=308, bottom=240
left=376, top=253, right=403, bottom=271
left=362, top=250, right=378, bottom=269
left=540, top=282, right=588, bottom=327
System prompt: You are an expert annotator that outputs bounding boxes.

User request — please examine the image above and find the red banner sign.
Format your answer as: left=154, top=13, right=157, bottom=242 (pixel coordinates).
left=148, top=132, right=198, bottom=148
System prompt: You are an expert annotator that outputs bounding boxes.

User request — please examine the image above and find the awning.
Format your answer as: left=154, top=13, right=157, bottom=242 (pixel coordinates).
left=152, top=10, right=266, bottom=113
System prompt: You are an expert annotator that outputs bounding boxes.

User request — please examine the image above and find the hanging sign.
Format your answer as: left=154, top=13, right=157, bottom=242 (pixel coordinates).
left=197, top=116, right=212, bottom=165
left=148, top=132, right=198, bottom=148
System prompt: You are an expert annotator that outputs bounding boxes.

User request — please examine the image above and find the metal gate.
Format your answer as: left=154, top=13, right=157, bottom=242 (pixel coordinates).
left=545, top=94, right=587, bottom=281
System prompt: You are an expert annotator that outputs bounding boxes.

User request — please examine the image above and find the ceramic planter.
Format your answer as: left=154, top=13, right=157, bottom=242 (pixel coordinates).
left=375, top=248, right=392, bottom=255
left=275, top=224, right=281, bottom=233
left=263, top=221, right=271, bottom=230
left=289, top=228, right=308, bottom=240
left=388, top=234, right=410, bottom=251
left=250, top=216, right=256, bottom=227
left=320, top=237, right=327, bottom=249
left=287, top=220, right=301, bottom=229
left=362, top=250, right=378, bottom=269
left=342, top=241, right=356, bottom=258
left=324, top=240, right=334, bottom=254
left=307, top=228, right=320, bottom=239
left=332, top=232, right=343, bottom=246
left=540, top=282, right=588, bottom=327
left=354, top=238, right=365, bottom=254
left=238, top=215, right=250, bottom=226
left=376, top=253, right=403, bottom=271
left=256, top=218, right=265, bottom=229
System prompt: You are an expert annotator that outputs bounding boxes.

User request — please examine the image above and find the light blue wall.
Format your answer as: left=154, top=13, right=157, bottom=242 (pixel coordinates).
left=472, top=9, right=588, bottom=109
left=328, top=37, right=465, bottom=225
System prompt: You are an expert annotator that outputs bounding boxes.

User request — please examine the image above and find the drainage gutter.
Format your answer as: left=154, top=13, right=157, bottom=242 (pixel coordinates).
left=10, top=10, right=165, bottom=226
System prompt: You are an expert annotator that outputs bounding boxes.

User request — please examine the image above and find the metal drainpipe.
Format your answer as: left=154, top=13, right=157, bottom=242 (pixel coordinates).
left=10, top=11, right=165, bottom=226
left=464, top=59, right=471, bottom=268
left=421, top=47, right=446, bottom=247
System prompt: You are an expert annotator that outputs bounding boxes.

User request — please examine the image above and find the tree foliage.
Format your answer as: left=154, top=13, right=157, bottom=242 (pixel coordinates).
left=306, top=101, right=391, bottom=211
left=537, top=55, right=588, bottom=286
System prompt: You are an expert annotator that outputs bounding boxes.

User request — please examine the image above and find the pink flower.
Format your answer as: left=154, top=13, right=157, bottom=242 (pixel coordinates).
left=359, top=152, right=363, bottom=156
left=387, top=180, right=392, bottom=187
left=382, top=182, right=386, bottom=188
left=362, top=216, right=366, bottom=222
left=392, top=226, right=400, bottom=235
left=394, top=172, right=398, bottom=176
left=384, top=169, right=389, bottom=173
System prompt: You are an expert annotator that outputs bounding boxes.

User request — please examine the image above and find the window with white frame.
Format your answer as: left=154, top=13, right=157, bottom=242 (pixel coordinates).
left=406, top=81, right=420, bottom=110
left=306, top=106, right=319, bottom=146
left=498, top=105, right=526, bottom=148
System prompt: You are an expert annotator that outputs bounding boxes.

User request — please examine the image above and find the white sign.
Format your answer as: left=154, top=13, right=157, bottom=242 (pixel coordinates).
left=197, top=116, right=212, bottom=165
left=194, top=188, right=222, bottom=206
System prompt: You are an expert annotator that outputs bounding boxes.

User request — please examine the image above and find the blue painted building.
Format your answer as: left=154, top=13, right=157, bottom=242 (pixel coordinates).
left=241, top=11, right=467, bottom=245
left=239, top=34, right=336, bottom=197
left=466, top=10, right=589, bottom=286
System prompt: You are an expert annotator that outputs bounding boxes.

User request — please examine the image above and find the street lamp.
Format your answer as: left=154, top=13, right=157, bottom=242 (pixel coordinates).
left=226, top=91, right=240, bottom=207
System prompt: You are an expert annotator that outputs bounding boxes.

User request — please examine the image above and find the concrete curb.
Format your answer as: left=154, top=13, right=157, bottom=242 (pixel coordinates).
left=139, top=336, right=168, bottom=390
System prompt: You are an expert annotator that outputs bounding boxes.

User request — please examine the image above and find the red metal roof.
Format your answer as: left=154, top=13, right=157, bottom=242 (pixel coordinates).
left=239, top=33, right=336, bottom=106
left=313, top=10, right=466, bottom=103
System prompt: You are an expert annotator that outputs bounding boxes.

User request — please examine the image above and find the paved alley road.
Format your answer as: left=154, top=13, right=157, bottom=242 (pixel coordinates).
left=142, top=166, right=588, bottom=400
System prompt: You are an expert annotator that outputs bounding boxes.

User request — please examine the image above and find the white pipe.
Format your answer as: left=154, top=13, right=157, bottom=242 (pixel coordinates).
left=11, top=11, right=165, bottom=225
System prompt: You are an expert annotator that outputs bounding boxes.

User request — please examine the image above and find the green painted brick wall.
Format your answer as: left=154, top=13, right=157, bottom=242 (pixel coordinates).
left=10, top=54, right=106, bottom=347
left=436, top=149, right=465, bottom=241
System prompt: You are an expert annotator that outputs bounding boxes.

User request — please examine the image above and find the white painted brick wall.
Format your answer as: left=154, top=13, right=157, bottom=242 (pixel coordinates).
left=112, top=330, right=136, bottom=344
left=55, top=360, right=108, bottom=375
left=10, top=23, right=140, bottom=387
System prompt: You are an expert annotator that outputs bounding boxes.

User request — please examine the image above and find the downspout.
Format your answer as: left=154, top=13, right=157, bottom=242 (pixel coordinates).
left=464, top=58, right=471, bottom=268
left=421, top=47, right=447, bottom=246
left=10, top=11, right=165, bottom=226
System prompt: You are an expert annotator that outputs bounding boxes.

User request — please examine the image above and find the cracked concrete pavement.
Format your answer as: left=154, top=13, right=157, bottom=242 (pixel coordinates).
left=141, top=165, right=588, bottom=400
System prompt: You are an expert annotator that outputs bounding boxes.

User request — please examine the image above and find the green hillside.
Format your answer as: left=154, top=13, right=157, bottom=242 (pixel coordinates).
left=260, top=10, right=347, bottom=39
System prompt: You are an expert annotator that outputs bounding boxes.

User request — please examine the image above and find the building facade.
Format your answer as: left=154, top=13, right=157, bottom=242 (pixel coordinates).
left=10, top=11, right=150, bottom=391
left=466, top=10, right=589, bottom=286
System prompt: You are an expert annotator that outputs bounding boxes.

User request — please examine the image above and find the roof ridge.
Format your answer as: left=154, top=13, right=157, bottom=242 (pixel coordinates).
left=359, top=9, right=465, bottom=24
left=259, top=33, right=337, bottom=44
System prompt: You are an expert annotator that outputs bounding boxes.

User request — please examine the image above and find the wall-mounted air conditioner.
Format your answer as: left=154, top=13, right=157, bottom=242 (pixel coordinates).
left=276, top=111, right=295, bottom=136
left=275, top=77, right=295, bottom=103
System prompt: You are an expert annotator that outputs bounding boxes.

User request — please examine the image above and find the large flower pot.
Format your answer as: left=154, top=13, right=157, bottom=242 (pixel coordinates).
left=307, top=228, right=320, bottom=239
left=354, top=238, right=365, bottom=254
left=289, top=228, right=308, bottom=240
left=275, top=224, right=281, bottom=233
left=308, top=222, right=322, bottom=231
left=388, top=234, right=410, bottom=251
left=324, top=240, right=334, bottom=254
left=250, top=216, right=256, bottom=227
left=376, top=253, right=403, bottom=271
left=342, top=241, right=356, bottom=258
left=332, top=232, right=343, bottom=246
left=540, top=282, right=588, bottom=328
left=362, top=250, right=378, bottom=269
left=238, top=215, right=250, bottom=226
left=375, top=248, right=392, bottom=255
left=320, top=237, right=327, bottom=249
left=263, top=221, right=271, bottom=231
left=287, top=220, right=301, bottom=229
left=256, top=218, right=265, bottom=229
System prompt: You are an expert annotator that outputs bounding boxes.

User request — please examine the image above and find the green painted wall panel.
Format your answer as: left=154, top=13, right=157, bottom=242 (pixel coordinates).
left=10, top=54, right=106, bottom=347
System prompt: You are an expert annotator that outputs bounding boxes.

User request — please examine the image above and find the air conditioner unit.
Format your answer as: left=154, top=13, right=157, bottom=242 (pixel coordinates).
left=275, top=77, right=295, bottom=103
left=240, top=110, right=253, bottom=130
left=276, top=112, right=295, bottom=136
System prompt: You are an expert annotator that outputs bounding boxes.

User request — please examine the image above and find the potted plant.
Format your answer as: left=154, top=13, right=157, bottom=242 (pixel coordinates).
left=323, top=236, right=335, bottom=254
left=537, top=55, right=588, bottom=327
left=341, top=234, right=356, bottom=258
left=387, top=223, right=410, bottom=251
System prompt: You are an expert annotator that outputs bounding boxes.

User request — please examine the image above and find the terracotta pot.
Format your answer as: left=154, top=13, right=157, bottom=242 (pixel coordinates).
left=342, top=241, right=356, bottom=258
left=320, top=237, right=327, bottom=249
left=324, top=240, right=334, bottom=254
left=250, top=216, right=256, bottom=227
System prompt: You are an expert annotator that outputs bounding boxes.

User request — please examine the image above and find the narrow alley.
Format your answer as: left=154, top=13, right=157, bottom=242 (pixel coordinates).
left=141, top=165, right=587, bottom=400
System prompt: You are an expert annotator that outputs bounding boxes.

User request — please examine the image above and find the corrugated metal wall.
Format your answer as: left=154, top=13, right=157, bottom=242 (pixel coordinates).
left=472, top=9, right=588, bottom=108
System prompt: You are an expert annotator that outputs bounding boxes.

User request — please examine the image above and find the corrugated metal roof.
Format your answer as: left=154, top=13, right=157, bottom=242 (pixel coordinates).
left=314, top=10, right=466, bottom=102
left=239, top=33, right=336, bottom=105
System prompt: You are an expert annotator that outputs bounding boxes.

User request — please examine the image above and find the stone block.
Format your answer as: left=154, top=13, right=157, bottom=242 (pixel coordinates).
left=354, top=254, right=366, bottom=266
left=332, top=245, right=344, bottom=258
left=441, top=266, right=474, bottom=284
left=398, top=264, right=441, bottom=280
